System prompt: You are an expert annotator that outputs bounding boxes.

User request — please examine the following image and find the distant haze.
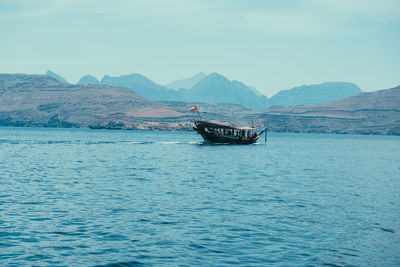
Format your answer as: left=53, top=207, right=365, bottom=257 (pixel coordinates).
left=165, top=72, right=206, bottom=90
left=1, top=0, right=399, bottom=96
left=267, top=82, right=362, bottom=107
left=56, top=71, right=362, bottom=110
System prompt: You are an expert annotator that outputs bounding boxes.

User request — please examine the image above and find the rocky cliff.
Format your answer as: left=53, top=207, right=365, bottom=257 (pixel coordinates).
left=0, top=74, right=398, bottom=135
left=262, top=86, right=400, bottom=135
left=0, top=74, right=181, bottom=129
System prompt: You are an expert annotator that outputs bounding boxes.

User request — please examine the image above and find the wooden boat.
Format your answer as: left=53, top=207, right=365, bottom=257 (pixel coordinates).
left=193, top=120, right=266, bottom=144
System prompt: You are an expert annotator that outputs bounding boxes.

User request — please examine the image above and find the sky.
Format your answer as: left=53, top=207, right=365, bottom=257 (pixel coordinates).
left=0, top=0, right=399, bottom=97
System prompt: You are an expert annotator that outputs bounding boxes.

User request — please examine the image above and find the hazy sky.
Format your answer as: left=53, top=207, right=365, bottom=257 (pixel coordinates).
left=1, top=0, right=399, bottom=96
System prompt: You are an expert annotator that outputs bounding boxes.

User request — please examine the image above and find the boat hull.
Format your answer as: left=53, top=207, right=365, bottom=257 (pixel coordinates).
left=193, top=121, right=264, bottom=145
left=199, top=132, right=258, bottom=144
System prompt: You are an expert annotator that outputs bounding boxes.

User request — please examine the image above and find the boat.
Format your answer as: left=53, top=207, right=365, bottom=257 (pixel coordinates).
left=193, top=120, right=266, bottom=144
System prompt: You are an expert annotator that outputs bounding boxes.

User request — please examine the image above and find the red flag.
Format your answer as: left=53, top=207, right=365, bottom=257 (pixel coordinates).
left=190, top=106, right=197, bottom=111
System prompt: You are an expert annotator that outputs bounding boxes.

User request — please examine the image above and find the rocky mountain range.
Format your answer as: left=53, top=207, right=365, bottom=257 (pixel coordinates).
left=1, top=74, right=399, bottom=135
left=98, top=72, right=268, bottom=109
left=267, top=82, right=362, bottom=107
left=263, top=86, right=400, bottom=135
left=0, top=74, right=167, bottom=129
left=47, top=70, right=364, bottom=110
left=100, top=73, right=177, bottom=101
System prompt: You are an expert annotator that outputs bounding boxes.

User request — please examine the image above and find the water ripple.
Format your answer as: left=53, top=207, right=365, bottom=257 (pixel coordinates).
left=0, top=128, right=399, bottom=266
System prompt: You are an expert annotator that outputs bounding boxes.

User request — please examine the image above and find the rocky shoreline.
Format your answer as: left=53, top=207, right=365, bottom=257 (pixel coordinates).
left=1, top=74, right=399, bottom=136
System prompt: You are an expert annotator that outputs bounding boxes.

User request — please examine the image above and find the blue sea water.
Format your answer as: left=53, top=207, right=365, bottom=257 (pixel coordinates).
left=0, top=127, right=399, bottom=266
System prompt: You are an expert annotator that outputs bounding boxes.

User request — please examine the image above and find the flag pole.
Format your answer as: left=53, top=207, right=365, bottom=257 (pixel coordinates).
left=190, top=106, right=201, bottom=119
left=196, top=109, right=201, bottom=119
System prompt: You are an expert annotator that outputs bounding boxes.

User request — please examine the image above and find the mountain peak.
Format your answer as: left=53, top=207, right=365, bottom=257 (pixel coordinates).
left=101, top=74, right=111, bottom=82
left=187, top=73, right=268, bottom=109
left=102, top=73, right=153, bottom=84
left=77, top=75, right=99, bottom=85
left=45, top=70, right=69, bottom=83
left=165, top=72, right=207, bottom=90
left=207, top=72, right=228, bottom=80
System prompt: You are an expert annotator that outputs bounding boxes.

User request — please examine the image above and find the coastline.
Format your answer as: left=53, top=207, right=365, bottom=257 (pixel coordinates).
left=1, top=121, right=399, bottom=136
left=1, top=74, right=398, bottom=136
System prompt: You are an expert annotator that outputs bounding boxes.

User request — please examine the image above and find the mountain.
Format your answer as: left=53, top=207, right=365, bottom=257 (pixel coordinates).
left=101, top=73, right=177, bottom=101
left=77, top=75, right=100, bottom=85
left=0, top=73, right=247, bottom=130
left=45, top=70, right=69, bottom=83
left=248, top=86, right=263, bottom=97
left=180, top=73, right=268, bottom=110
left=0, top=73, right=399, bottom=135
left=42, top=71, right=364, bottom=111
left=268, top=82, right=362, bottom=107
left=265, top=85, right=400, bottom=135
left=44, top=71, right=268, bottom=109
left=165, top=72, right=206, bottom=90
left=100, top=72, right=268, bottom=110
left=0, top=74, right=182, bottom=129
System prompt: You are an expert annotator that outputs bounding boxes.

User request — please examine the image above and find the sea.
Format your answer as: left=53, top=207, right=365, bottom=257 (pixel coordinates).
left=0, top=127, right=399, bottom=266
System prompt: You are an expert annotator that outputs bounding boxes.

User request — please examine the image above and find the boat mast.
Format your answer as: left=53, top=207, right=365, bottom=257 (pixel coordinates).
left=196, top=109, right=201, bottom=119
